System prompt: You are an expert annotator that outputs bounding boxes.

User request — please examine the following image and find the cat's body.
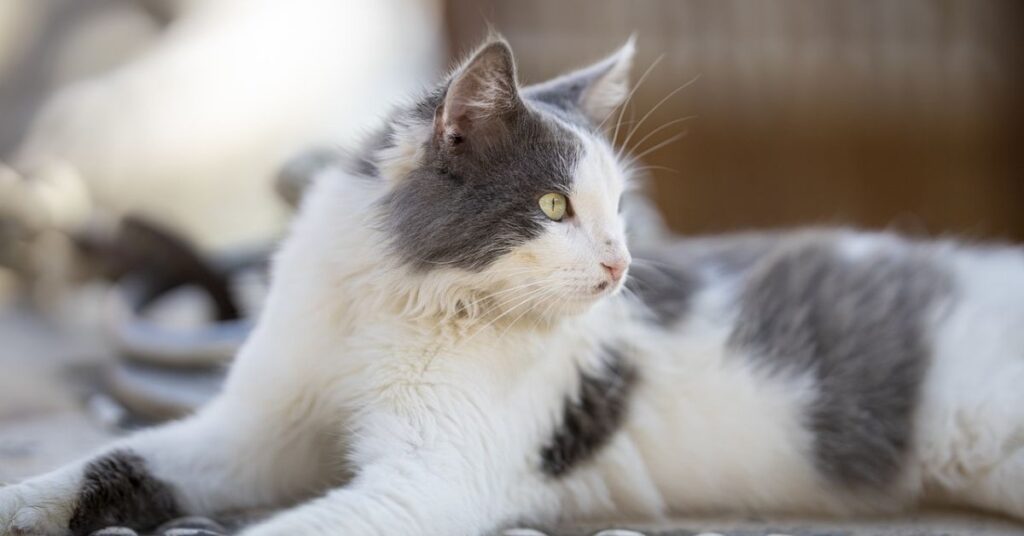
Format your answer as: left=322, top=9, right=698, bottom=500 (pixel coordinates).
left=4, top=38, right=1024, bottom=536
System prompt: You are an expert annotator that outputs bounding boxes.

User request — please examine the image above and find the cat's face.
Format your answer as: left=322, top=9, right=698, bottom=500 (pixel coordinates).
left=379, top=38, right=636, bottom=318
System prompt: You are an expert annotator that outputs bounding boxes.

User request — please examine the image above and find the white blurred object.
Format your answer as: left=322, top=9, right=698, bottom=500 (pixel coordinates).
left=11, top=0, right=444, bottom=250
left=0, top=2, right=44, bottom=75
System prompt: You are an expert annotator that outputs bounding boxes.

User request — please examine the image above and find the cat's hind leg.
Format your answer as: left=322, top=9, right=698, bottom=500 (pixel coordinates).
left=932, top=443, right=1024, bottom=520
left=916, top=253, right=1024, bottom=520
left=916, top=377, right=1024, bottom=519
left=917, top=362, right=1024, bottom=520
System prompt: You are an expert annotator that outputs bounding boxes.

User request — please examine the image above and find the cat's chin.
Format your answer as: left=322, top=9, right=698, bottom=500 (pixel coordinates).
left=540, top=291, right=616, bottom=319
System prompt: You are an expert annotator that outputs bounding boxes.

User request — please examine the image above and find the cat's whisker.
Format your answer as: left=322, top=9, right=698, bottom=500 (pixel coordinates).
left=607, top=118, right=641, bottom=132
left=629, top=257, right=682, bottom=272
left=623, top=131, right=688, bottom=164
left=617, top=74, right=700, bottom=160
left=541, top=286, right=572, bottom=323
left=495, top=287, right=560, bottom=342
left=477, top=271, right=556, bottom=296
left=616, top=106, right=637, bottom=149
left=623, top=115, right=697, bottom=159
left=465, top=285, right=548, bottom=321
left=469, top=280, right=551, bottom=313
left=617, top=285, right=643, bottom=309
left=625, top=164, right=680, bottom=177
left=487, top=283, right=556, bottom=315
left=462, top=283, right=556, bottom=344
left=535, top=290, right=563, bottom=330
left=484, top=266, right=548, bottom=277
left=527, top=293, right=557, bottom=333
left=601, top=54, right=664, bottom=141
left=469, top=269, right=543, bottom=283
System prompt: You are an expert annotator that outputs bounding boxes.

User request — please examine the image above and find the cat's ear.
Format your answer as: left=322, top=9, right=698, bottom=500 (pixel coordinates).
left=523, top=36, right=635, bottom=125
left=435, top=39, right=522, bottom=150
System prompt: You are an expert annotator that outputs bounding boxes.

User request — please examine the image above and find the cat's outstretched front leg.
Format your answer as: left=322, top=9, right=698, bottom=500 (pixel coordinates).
left=239, top=402, right=552, bottom=536
left=240, top=452, right=517, bottom=536
left=0, top=395, right=333, bottom=536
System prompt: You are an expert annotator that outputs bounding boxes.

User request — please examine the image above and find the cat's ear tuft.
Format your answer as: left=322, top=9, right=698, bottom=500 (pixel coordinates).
left=583, top=36, right=635, bottom=120
left=435, top=39, right=521, bottom=150
left=524, top=36, right=636, bottom=125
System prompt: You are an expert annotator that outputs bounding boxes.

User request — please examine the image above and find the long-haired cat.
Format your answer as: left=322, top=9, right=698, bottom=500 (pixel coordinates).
left=3, top=37, right=1024, bottom=536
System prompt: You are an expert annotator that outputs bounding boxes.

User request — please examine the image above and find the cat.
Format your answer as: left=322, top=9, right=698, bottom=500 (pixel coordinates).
left=4, top=36, right=1024, bottom=536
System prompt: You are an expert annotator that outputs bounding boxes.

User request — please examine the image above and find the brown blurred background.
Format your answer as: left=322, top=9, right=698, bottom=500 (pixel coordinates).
left=449, top=0, right=1024, bottom=240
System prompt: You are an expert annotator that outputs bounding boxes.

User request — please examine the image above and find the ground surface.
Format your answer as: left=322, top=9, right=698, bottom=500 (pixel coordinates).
left=2, top=301, right=1023, bottom=536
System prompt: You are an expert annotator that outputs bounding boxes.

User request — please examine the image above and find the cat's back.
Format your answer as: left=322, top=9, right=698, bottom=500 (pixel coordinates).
left=607, top=229, right=1024, bottom=515
left=629, top=228, right=1024, bottom=334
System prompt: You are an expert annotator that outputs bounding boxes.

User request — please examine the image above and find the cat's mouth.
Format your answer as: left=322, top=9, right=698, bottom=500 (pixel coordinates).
left=594, top=271, right=627, bottom=295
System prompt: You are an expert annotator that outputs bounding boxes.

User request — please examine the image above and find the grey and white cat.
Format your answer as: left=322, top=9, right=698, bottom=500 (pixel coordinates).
left=4, top=37, right=1024, bottom=536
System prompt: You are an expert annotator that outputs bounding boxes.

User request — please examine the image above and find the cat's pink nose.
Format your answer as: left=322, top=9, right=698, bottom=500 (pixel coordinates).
left=601, top=260, right=628, bottom=282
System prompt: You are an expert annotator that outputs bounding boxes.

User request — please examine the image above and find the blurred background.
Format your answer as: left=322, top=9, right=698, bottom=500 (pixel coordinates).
left=450, top=0, right=1024, bottom=239
left=0, top=0, right=1022, bottom=489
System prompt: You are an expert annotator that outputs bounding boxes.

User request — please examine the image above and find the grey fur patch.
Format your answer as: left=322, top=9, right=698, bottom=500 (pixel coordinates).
left=379, top=92, right=582, bottom=271
left=69, top=450, right=183, bottom=536
left=541, top=346, right=637, bottom=477
left=275, top=148, right=342, bottom=207
left=522, top=74, right=598, bottom=126
left=345, top=123, right=397, bottom=178
left=729, top=237, right=952, bottom=490
left=627, top=232, right=786, bottom=326
left=658, top=231, right=786, bottom=277
left=625, top=259, right=696, bottom=326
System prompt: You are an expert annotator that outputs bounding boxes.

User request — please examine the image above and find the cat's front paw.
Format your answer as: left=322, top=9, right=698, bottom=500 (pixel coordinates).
left=0, top=479, right=78, bottom=536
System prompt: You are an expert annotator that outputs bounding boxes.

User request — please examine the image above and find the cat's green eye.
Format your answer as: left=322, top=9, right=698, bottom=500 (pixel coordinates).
left=539, top=192, right=568, bottom=221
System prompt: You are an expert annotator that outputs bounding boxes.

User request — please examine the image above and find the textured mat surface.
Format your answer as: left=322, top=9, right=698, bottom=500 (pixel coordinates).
left=86, top=514, right=1024, bottom=536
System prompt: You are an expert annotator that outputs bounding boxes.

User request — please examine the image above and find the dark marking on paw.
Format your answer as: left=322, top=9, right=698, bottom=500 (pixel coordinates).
left=69, top=450, right=183, bottom=536
left=730, top=237, right=951, bottom=490
left=541, top=346, right=637, bottom=477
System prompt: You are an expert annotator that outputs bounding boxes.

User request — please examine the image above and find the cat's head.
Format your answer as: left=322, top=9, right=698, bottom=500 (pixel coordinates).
left=370, top=37, right=636, bottom=320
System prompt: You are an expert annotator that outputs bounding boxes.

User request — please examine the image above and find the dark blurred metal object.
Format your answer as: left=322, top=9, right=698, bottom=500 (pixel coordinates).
left=85, top=217, right=269, bottom=421
left=104, top=359, right=226, bottom=423
left=83, top=217, right=246, bottom=321
left=105, top=281, right=251, bottom=369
